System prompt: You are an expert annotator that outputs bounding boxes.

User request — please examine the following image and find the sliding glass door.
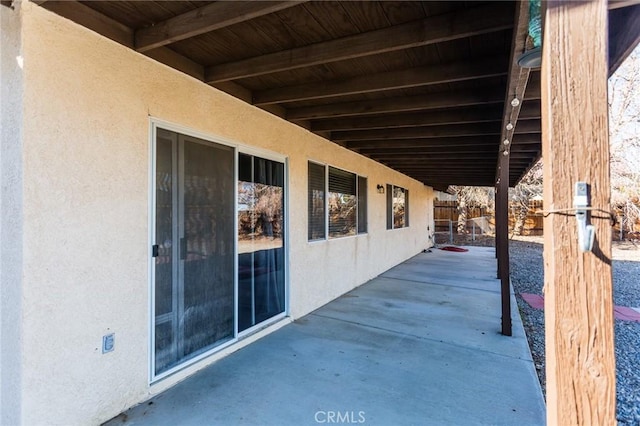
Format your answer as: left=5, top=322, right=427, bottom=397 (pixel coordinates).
left=153, top=127, right=286, bottom=377
left=237, top=154, right=286, bottom=332
left=153, top=129, right=235, bottom=375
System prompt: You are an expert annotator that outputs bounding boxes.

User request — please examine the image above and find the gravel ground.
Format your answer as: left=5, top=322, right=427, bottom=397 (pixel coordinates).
left=439, top=233, right=640, bottom=422
left=508, top=236, right=640, bottom=424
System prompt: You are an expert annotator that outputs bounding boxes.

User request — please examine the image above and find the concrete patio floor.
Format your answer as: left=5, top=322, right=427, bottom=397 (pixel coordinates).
left=107, top=246, right=545, bottom=426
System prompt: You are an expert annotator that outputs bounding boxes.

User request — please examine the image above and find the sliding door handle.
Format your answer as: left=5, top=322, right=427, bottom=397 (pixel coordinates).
left=180, top=237, right=187, bottom=260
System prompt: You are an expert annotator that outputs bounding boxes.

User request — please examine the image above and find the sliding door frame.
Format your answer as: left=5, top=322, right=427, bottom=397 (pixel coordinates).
left=148, top=119, right=290, bottom=383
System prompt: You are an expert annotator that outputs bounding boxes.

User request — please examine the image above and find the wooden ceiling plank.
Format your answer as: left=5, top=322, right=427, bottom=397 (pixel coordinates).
left=525, top=71, right=541, bottom=100
left=287, top=86, right=505, bottom=120
left=608, top=5, right=640, bottom=75
left=135, top=1, right=305, bottom=52
left=311, top=106, right=504, bottom=132
left=512, top=134, right=541, bottom=144
left=512, top=120, right=541, bottom=134
left=204, top=3, right=513, bottom=83
left=254, top=56, right=509, bottom=105
left=519, top=100, right=542, bottom=119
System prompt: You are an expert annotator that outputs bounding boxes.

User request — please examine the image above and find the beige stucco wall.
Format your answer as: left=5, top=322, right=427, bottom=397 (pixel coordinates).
left=1, top=3, right=25, bottom=425
left=14, top=3, right=434, bottom=424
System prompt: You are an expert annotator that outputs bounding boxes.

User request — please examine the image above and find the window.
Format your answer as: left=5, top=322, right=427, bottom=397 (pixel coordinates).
left=386, top=184, right=409, bottom=229
left=238, top=154, right=285, bottom=333
left=328, top=167, right=356, bottom=237
left=308, top=162, right=326, bottom=240
left=308, top=162, right=367, bottom=240
left=357, top=176, right=368, bottom=234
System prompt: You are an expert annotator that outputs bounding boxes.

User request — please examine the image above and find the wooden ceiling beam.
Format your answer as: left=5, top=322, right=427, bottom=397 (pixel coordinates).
left=135, top=2, right=304, bottom=52
left=204, top=3, right=513, bottom=83
left=370, top=152, right=499, bottom=159
left=361, top=145, right=501, bottom=153
left=609, top=0, right=640, bottom=10
left=332, top=122, right=501, bottom=141
left=407, top=169, right=497, bottom=173
left=358, top=146, right=503, bottom=155
left=380, top=159, right=498, bottom=165
left=495, top=0, right=532, bottom=187
left=310, top=106, right=504, bottom=132
left=253, top=56, right=509, bottom=105
left=347, top=136, right=499, bottom=150
left=509, top=146, right=542, bottom=153
left=287, top=87, right=505, bottom=121
left=40, top=0, right=134, bottom=47
left=389, top=172, right=498, bottom=176
left=414, top=170, right=498, bottom=174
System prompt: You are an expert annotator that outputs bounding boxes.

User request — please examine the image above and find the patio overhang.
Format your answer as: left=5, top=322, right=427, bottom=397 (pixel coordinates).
left=5, top=1, right=633, bottom=189
left=20, top=0, right=637, bottom=190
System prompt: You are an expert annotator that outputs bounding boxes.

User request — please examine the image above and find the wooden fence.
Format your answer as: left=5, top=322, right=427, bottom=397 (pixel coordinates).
left=435, top=199, right=639, bottom=239
left=434, top=200, right=544, bottom=235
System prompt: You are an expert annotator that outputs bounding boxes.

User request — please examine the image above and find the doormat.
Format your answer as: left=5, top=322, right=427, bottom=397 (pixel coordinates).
left=439, top=246, right=469, bottom=252
left=520, top=293, right=640, bottom=322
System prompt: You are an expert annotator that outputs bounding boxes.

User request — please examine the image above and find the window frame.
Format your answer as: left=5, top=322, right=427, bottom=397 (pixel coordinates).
left=386, top=184, right=410, bottom=230
left=307, top=161, right=368, bottom=241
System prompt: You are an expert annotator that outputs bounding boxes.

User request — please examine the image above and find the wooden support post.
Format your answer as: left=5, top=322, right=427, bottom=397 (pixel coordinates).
left=497, top=155, right=511, bottom=336
left=542, top=0, right=616, bottom=424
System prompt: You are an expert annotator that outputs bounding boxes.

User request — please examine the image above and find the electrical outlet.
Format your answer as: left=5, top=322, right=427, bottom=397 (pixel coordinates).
left=102, top=333, right=115, bottom=354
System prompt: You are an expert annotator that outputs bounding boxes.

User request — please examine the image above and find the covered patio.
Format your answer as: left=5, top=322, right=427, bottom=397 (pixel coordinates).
left=2, top=1, right=639, bottom=424
left=106, top=247, right=545, bottom=425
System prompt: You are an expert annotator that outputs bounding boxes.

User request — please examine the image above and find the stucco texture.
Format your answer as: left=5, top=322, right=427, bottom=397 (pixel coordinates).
left=1, top=2, right=25, bottom=425
left=17, top=3, right=434, bottom=424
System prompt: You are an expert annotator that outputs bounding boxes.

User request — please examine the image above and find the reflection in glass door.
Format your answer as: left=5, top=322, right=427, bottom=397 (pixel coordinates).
left=153, top=129, right=235, bottom=375
left=237, top=154, right=286, bottom=332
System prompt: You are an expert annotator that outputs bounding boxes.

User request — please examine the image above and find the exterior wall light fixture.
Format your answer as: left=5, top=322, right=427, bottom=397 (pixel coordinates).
left=377, top=184, right=385, bottom=194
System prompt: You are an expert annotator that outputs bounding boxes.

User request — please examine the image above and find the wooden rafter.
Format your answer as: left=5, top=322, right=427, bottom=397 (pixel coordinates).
left=347, top=136, right=502, bottom=150
left=497, top=0, right=533, bottom=185
left=253, top=57, right=509, bottom=105
left=360, top=144, right=539, bottom=154
left=204, top=3, right=513, bottom=83
left=135, top=2, right=305, bottom=52
left=608, top=0, right=640, bottom=9
left=311, top=101, right=540, bottom=132
left=286, top=86, right=505, bottom=121
left=332, top=122, right=501, bottom=141
left=310, top=106, right=504, bottom=132
left=42, top=0, right=135, bottom=47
